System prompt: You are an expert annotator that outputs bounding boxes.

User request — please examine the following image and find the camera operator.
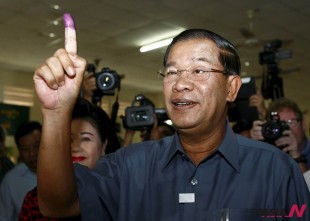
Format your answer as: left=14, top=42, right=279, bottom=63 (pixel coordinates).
left=122, top=114, right=175, bottom=147
left=80, top=70, right=97, bottom=103
left=249, top=90, right=267, bottom=120
left=250, top=97, right=309, bottom=173
left=122, top=95, right=175, bottom=146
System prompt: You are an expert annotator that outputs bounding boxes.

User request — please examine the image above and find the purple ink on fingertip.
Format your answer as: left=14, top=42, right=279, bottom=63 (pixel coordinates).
left=63, top=13, right=75, bottom=28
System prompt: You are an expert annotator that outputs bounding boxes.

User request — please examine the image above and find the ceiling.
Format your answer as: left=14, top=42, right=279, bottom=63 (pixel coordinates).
left=0, top=0, right=309, bottom=113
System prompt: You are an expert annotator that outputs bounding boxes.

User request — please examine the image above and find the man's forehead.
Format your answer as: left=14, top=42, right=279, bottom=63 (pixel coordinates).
left=166, top=41, right=220, bottom=65
left=278, top=108, right=297, bottom=118
left=171, top=38, right=218, bottom=52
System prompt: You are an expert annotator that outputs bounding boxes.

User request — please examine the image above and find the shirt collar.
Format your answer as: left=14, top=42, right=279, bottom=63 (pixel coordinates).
left=18, top=162, right=36, bottom=176
left=217, top=123, right=240, bottom=173
left=160, top=133, right=185, bottom=170
left=162, top=122, right=240, bottom=173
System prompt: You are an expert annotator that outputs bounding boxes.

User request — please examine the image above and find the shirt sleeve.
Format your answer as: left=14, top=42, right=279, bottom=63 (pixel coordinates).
left=276, top=158, right=310, bottom=220
left=74, top=152, right=121, bottom=221
left=0, top=177, right=15, bottom=220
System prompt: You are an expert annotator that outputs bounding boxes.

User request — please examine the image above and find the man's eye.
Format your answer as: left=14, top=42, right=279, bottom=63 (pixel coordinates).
left=166, top=71, right=178, bottom=76
left=193, top=69, right=207, bottom=74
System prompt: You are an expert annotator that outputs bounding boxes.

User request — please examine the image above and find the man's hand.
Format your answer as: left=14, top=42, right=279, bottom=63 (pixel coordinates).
left=81, top=72, right=97, bottom=102
left=250, top=120, right=265, bottom=140
left=35, top=14, right=83, bottom=217
left=249, top=90, right=266, bottom=120
left=33, top=13, right=87, bottom=111
left=276, top=130, right=301, bottom=158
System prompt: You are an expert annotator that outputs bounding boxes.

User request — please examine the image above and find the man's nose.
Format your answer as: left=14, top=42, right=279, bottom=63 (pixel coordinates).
left=173, top=71, right=194, bottom=91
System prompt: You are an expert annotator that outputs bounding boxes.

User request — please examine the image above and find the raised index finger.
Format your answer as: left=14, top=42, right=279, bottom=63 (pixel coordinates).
left=63, top=13, right=77, bottom=55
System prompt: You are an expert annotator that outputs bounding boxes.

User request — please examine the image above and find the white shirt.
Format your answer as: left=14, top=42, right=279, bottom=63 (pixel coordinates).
left=0, top=162, right=36, bottom=221
left=304, top=169, right=310, bottom=192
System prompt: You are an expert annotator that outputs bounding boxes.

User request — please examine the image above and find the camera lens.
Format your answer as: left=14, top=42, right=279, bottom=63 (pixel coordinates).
left=132, top=111, right=148, bottom=122
left=97, top=72, right=116, bottom=91
left=124, top=105, right=154, bottom=130
left=262, top=122, right=282, bottom=141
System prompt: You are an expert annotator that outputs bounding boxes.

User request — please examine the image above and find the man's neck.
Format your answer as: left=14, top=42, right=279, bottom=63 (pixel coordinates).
left=179, top=125, right=226, bottom=166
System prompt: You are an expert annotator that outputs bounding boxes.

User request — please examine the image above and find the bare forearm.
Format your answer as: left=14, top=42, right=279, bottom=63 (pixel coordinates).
left=37, top=109, right=80, bottom=217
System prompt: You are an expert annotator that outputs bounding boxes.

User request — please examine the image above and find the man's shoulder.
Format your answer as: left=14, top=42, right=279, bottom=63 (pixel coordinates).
left=1, top=163, right=32, bottom=184
left=107, top=135, right=175, bottom=165
left=236, top=135, right=293, bottom=165
left=124, top=135, right=174, bottom=152
left=1, top=156, right=14, bottom=166
left=237, top=135, right=282, bottom=153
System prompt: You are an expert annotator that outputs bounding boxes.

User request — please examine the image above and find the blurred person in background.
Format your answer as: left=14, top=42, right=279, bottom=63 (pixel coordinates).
left=122, top=114, right=175, bottom=147
left=0, top=121, right=42, bottom=221
left=0, top=125, right=15, bottom=183
left=250, top=97, right=309, bottom=173
left=231, top=119, right=253, bottom=138
left=19, top=98, right=120, bottom=220
left=80, top=69, right=96, bottom=104
left=249, top=90, right=267, bottom=120
left=231, top=90, right=266, bottom=138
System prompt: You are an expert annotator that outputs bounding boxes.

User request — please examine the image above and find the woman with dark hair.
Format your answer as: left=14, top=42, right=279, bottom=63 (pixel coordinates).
left=19, top=98, right=120, bottom=220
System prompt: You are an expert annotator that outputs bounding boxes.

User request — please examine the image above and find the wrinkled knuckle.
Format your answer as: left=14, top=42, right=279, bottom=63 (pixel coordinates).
left=46, top=56, right=58, bottom=65
left=54, top=48, right=66, bottom=55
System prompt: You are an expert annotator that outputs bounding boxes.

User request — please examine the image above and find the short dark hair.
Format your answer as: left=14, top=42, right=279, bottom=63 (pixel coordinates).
left=163, top=29, right=241, bottom=76
left=72, top=98, right=121, bottom=154
left=265, top=97, right=303, bottom=121
left=14, top=121, right=42, bottom=148
left=0, top=125, right=6, bottom=141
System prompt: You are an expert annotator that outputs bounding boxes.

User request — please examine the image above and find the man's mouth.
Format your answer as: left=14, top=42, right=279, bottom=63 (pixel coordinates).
left=174, top=102, right=194, bottom=106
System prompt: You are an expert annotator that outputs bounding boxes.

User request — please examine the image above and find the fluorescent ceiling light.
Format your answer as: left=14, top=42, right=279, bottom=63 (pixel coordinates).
left=140, top=38, right=173, bottom=53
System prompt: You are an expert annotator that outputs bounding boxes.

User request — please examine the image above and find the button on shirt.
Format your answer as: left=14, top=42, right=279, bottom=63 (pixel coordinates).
left=74, top=124, right=310, bottom=221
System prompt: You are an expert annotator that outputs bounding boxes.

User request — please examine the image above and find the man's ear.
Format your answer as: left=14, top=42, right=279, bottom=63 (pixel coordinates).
left=226, top=75, right=242, bottom=102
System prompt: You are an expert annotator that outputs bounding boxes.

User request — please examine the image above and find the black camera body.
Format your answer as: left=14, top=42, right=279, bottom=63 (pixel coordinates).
left=259, top=40, right=292, bottom=100
left=95, top=67, right=120, bottom=93
left=262, top=112, right=289, bottom=144
left=124, top=94, right=169, bottom=130
left=124, top=105, right=155, bottom=130
left=259, top=39, right=292, bottom=65
left=87, top=65, right=121, bottom=104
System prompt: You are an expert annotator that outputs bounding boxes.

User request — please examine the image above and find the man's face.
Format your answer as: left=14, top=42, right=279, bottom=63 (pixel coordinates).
left=163, top=39, right=240, bottom=135
left=18, top=129, right=41, bottom=172
left=278, top=108, right=305, bottom=148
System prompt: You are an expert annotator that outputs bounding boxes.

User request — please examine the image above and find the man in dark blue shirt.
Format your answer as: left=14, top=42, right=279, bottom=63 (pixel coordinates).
left=34, top=14, right=310, bottom=221
left=75, top=124, right=310, bottom=220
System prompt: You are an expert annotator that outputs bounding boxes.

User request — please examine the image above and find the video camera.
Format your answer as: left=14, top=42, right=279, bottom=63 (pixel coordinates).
left=259, top=39, right=292, bottom=65
left=86, top=64, right=121, bottom=104
left=259, top=39, right=292, bottom=100
left=261, top=111, right=289, bottom=147
left=124, top=94, right=169, bottom=131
